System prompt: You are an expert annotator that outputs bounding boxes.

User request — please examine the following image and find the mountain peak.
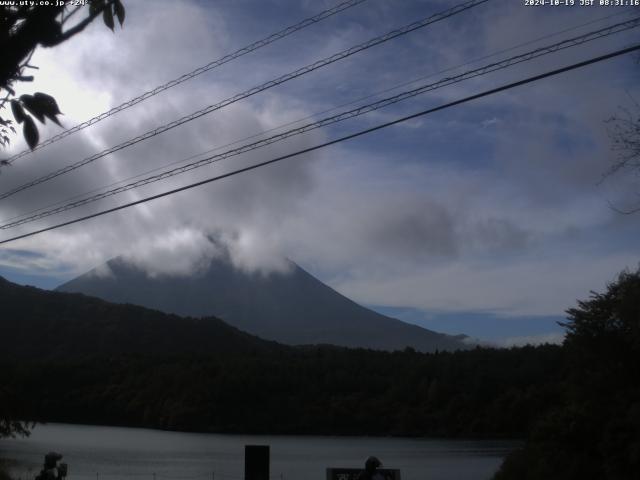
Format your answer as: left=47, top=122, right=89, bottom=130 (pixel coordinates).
left=57, top=255, right=468, bottom=352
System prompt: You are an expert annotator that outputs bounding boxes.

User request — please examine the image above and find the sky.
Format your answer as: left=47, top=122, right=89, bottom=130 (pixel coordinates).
left=0, top=0, right=639, bottom=346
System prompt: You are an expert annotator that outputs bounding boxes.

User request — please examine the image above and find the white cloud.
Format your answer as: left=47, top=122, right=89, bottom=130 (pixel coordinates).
left=481, top=117, right=499, bottom=128
left=330, top=251, right=638, bottom=317
left=0, top=0, right=638, bottom=336
left=471, top=332, right=566, bottom=348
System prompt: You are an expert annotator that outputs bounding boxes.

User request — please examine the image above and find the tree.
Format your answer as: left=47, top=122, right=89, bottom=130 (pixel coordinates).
left=0, top=383, right=33, bottom=438
left=563, top=267, right=640, bottom=358
left=494, top=267, right=640, bottom=480
left=0, top=418, right=32, bottom=439
left=0, top=0, right=125, bottom=156
left=604, top=95, right=640, bottom=213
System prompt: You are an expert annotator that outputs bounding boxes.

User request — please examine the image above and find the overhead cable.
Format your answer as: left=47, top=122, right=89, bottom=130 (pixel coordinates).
left=0, top=0, right=489, bottom=201
left=1, top=43, right=638, bottom=246
left=10, top=4, right=625, bottom=226
left=2, top=16, right=638, bottom=230
left=1, top=0, right=369, bottom=164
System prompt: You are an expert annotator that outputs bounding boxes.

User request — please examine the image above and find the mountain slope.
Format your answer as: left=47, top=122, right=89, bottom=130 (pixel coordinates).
left=0, top=273, right=564, bottom=438
left=0, top=275, right=279, bottom=361
left=57, top=257, right=468, bottom=352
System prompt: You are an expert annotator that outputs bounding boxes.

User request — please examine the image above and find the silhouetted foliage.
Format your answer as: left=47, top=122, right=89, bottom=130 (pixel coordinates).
left=0, top=382, right=33, bottom=441
left=494, top=268, right=640, bottom=480
left=0, top=413, right=32, bottom=438
left=0, top=1, right=125, bottom=154
left=0, top=347, right=566, bottom=437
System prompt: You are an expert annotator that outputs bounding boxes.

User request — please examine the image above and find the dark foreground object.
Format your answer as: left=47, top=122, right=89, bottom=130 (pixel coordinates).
left=493, top=269, right=640, bottom=480
left=245, top=445, right=269, bottom=480
left=35, top=452, right=67, bottom=480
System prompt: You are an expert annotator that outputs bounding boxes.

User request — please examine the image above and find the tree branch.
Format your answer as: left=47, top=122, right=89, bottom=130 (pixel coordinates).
left=47, top=2, right=109, bottom=46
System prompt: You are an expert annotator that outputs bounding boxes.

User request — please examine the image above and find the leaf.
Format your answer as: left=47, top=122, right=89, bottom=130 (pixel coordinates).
left=33, top=92, right=63, bottom=126
left=10, top=100, right=26, bottom=124
left=23, top=115, right=39, bottom=150
left=90, top=0, right=105, bottom=17
left=114, top=0, right=125, bottom=26
left=20, top=94, right=45, bottom=123
left=103, top=5, right=115, bottom=31
left=33, top=92, right=62, bottom=115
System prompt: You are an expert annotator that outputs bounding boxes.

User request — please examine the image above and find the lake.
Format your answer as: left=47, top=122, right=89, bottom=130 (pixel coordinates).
left=0, top=424, right=518, bottom=480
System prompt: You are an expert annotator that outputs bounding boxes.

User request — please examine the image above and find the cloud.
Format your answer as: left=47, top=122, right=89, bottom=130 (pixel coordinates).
left=0, top=249, right=67, bottom=276
left=121, top=227, right=223, bottom=278
left=481, top=117, right=499, bottom=128
left=471, top=332, right=566, bottom=348
left=1, top=0, right=325, bottom=277
left=329, top=249, right=638, bottom=317
left=0, top=0, right=638, bottom=338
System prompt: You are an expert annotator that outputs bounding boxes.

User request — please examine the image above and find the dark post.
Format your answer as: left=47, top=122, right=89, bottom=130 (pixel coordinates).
left=244, top=445, right=270, bottom=480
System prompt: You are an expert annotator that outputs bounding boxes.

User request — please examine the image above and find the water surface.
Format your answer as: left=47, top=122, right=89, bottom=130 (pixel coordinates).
left=0, top=423, right=518, bottom=480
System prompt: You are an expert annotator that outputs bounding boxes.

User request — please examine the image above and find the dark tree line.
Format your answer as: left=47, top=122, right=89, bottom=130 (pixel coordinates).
left=1, top=344, right=566, bottom=438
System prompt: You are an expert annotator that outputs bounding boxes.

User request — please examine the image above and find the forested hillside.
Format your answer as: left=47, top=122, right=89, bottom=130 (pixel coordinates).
left=3, top=269, right=639, bottom=480
left=3, top=346, right=564, bottom=437
left=1, top=275, right=563, bottom=437
left=0, top=276, right=279, bottom=360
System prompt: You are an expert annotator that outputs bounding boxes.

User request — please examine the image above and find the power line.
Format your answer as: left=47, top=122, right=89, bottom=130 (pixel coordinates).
left=5, top=8, right=628, bottom=229
left=0, top=0, right=489, bottom=201
left=2, top=5, right=634, bottom=230
left=0, top=4, right=634, bottom=229
left=2, top=16, right=638, bottom=230
left=1, top=0, right=369, bottom=165
left=6, top=5, right=626, bottom=227
left=1, top=43, right=637, bottom=246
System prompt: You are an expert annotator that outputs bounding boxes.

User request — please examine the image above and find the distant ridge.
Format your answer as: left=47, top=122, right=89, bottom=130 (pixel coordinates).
left=57, top=256, right=468, bottom=352
left=0, top=275, right=279, bottom=361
